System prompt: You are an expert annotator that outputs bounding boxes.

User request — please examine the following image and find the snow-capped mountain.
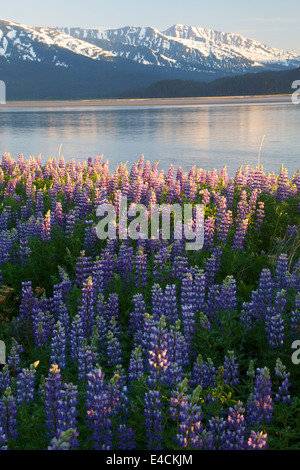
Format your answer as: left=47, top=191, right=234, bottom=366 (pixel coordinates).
left=1, top=18, right=300, bottom=75
left=0, top=19, right=117, bottom=66
left=57, top=23, right=300, bottom=73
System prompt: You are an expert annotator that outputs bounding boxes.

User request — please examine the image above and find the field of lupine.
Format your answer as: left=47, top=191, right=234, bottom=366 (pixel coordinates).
left=0, top=152, right=300, bottom=451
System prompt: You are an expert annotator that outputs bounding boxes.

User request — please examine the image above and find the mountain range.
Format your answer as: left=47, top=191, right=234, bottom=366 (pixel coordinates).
left=0, top=18, right=300, bottom=100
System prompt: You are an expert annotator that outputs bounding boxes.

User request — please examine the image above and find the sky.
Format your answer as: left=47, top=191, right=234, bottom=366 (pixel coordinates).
left=1, top=0, right=300, bottom=53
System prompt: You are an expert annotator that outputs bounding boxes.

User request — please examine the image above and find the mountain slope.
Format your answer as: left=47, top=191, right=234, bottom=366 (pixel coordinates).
left=0, top=18, right=300, bottom=100
left=58, top=23, right=300, bottom=74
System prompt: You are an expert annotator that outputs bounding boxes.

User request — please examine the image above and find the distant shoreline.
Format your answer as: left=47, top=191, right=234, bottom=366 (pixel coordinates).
left=1, top=94, right=293, bottom=108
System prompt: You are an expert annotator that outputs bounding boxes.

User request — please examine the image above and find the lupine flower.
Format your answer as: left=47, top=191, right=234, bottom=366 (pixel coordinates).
left=0, top=387, right=18, bottom=439
left=247, top=430, right=268, bottom=450
left=246, top=367, right=273, bottom=427
left=222, top=350, right=240, bottom=387
left=16, top=362, right=38, bottom=405
left=143, top=390, right=164, bottom=450
left=274, top=358, right=292, bottom=404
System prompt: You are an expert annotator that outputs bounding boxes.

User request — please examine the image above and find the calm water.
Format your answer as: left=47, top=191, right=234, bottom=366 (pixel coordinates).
left=0, top=103, right=299, bottom=176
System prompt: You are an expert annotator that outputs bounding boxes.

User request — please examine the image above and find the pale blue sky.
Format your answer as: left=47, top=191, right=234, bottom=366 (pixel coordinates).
left=1, top=0, right=300, bottom=53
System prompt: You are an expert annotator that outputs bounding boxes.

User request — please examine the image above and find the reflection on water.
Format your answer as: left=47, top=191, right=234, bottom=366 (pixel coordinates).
left=0, top=103, right=299, bottom=176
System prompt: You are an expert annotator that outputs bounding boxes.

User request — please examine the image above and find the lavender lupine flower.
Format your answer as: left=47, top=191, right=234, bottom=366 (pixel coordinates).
left=128, top=345, right=145, bottom=383
left=6, top=340, right=24, bottom=377
left=246, top=367, right=273, bottom=427
left=143, top=390, right=164, bottom=450
left=274, top=358, right=292, bottom=404
left=32, top=310, right=53, bottom=348
left=78, top=276, right=96, bottom=338
left=190, top=355, right=217, bottom=389
left=169, top=378, right=189, bottom=423
left=203, top=217, right=215, bottom=251
left=0, top=387, right=18, bottom=439
left=16, top=280, right=36, bottom=338
left=255, top=202, right=265, bottom=232
left=86, top=387, right=113, bottom=449
left=70, top=314, right=85, bottom=362
left=151, top=283, right=165, bottom=322
left=232, top=218, right=248, bottom=250
left=275, top=254, right=291, bottom=290
left=146, top=316, right=170, bottom=387
left=50, top=322, right=67, bottom=370
left=78, top=341, right=97, bottom=383
left=205, top=255, right=218, bottom=288
left=75, top=251, right=94, bottom=287
left=16, top=362, right=38, bottom=405
left=117, top=424, right=136, bottom=450
left=247, top=430, right=268, bottom=450
left=222, top=401, right=247, bottom=450
left=0, top=366, right=12, bottom=395
left=163, top=284, right=179, bottom=324
left=205, top=416, right=227, bottom=450
left=153, top=246, right=171, bottom=282
left=290, top=293, right=300, bottom=340
left=0, top=425, right=8, bottom=450
left=220, top=275, right=237, bottom=311
left=217, top=210, right=233, bottom=243
left=117, top=243, right=134, bottom=282
left=181, top=273, right=197, bottom=312
left=171, top=255, right=189, bottom=281
left=44, top=365, right=64, bottom=437
left=175, top=387, right=203, bottom=449
left=135, top=246, right=148, bottom=287
left=129, top=293, right=147, bottom=345
left=167, top=319, right=189, bottom=369
left=106, top=331, right=122, bottom=368
left=222, top=351, right=240, bottom=387
left=181, top=304, right=196, bottom=359
left=265, top=306, right=285, bottom=349
left=56, top=383, right=79, bottom=447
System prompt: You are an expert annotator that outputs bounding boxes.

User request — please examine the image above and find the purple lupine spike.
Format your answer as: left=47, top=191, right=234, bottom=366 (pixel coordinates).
left=232, top=218, right=248, bottom=250
left=117, top=243, right=134, bottom=282
left=222, top=350, right=240, bottom=387
left=135, top=245, right=148, bottom=288
left=0, top=387, right=18, bottom=439
left=70, top=314, right=85, bottom=362
left=151, top=283, right=164, bottom=322
left=117, top=424, right=136, bottom=450
left=274, top=358, right=292, bottom=404
left=222, top=401, right=247, bottom=450
left=163, top=284, right=178, bottom=324
left=143, top=390, right=164, bottom=450
left=44, top=365, right=63, bottom=437
left=129, top=293, right=147, bottom=345
left=181, top=304, right=196, bottom=359
left=78, top=342, right=97, bottom=383
left=246, top=367, right=273, bottom=427
left=75, top=251, right=94, bottom=287
left=78, top=277, right=96, bottom=338
left=146, top=316, right=170, bottom=387
left=247, top=430, right=268, bottom=450
left=16, top=362, right=37, bottom=405
left=190, top=355, right=217, bottom=389
left=265, top=306, right=285, bottom=349
left=275, top=254, right=291, bottom=290
left=128, top=345, right=145, bottom=383
left=6, top=340, right=24, bottom=377
left=50, top=321, right=67, bottom=370
left=175, top=392, right=203, bottom=449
